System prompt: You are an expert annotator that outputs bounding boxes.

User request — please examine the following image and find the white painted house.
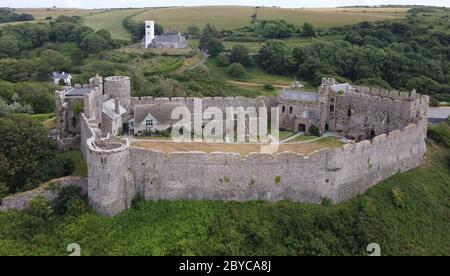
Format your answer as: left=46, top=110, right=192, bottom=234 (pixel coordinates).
left=53, top=72, right=72, bottom=86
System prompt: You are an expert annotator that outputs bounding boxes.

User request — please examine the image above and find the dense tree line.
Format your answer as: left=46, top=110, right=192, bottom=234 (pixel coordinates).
left=0, top=15, right=117, bottom=60
left=256, top=21, right=450, bottom=102
left=0, top=114, right=73, bottom=197
left=0, top=16, right=121, bottom=113
left=0, top=8, right=34, bottom=23
left=0, top=81, right=56, bottom=114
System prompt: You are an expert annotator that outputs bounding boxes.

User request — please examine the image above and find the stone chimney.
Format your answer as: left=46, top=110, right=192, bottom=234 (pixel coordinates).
left=115, top=97, right=120, bottom=114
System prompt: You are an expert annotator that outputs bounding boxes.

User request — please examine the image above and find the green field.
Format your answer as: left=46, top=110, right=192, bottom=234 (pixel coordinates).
left=83, top=8, right=148, bottom=40
left=257, top=7, right=408, bottom=27
left=16, top=8, right=105, bottom=20
left=133, top=6, right=256, bottom=32
left=412, top=7, right=450, bottom=34
left=0, top=8, right=105, bottom=27
left=205, top=58, right=318, bottom=93
left=132, top=6, right=408, bottom=32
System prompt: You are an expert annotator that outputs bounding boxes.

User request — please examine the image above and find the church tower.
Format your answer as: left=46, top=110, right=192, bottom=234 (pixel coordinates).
left=145, top=21, right=155, bottom=48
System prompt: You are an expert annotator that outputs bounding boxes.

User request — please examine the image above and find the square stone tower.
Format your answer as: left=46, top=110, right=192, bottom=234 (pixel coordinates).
left=145, top=21, right=155, bottom=48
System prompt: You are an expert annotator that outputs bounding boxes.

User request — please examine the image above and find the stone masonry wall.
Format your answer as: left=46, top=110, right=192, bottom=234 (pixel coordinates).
left=77, top=92, right=428, bottom=216
left=130, top=96, right=278, bottom=111
left=128, top=119, right=427, bottom=205
left=0, top=177, right=87, bottom=212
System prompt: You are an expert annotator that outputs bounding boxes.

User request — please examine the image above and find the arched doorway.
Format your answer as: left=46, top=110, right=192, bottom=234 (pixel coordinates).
left=325, top=123, right=329, bottom=132
left=298, top=124, right=306, bottom=133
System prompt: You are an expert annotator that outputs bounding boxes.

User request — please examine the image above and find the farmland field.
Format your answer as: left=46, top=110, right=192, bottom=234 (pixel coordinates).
left=257, top=7, right=409, bottom=27
left=83, top=8, right=148, bottom=40
left=132, top=6, right=256, bottom=32
left=16, top=8, right=105, bottom=20
left=132, top=6, right=409, bottom=32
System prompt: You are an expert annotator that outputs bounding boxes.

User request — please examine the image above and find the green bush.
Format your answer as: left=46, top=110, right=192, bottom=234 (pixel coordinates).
left=263, top=84, right=275, bottom=91
left=216, top=53, right=230, bottom=67
left=275, top=176, right=281, bottom=184
left=427, top=122, right=450, bottom=148
left=390, top=188, right=406, bottom=209
left=29, top=196, right=54, bottom=220
left=309, top=124, right=320, bottom=136
left=321, top=197, right=332, bottom=206
left=227, top=63, right=246, bottom=78
left=56, top=186, right=88, bottom=216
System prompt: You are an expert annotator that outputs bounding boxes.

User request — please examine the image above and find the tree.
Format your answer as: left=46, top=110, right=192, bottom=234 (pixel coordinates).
left=27, top=24, right=50, bottom=48
left=34, top=64, right=53, bottom=82
left=302, top=22, right=316, bottom=37
left=0, top=114, right=73, bottom=193
left=95, top=29, right=112, bottom=43
left=199, top=23, right=220, bottom=50
left=71, top=48, right=85, bottom=65
left=228, top=63, right=246, bottom=78
left=80, top=34, right=109, bottom=53
left=154, top=23, right=164, bottom=35
left=0, top=59, right=35, bottom=83
left=0, top=35, right=20, bottom=58
left=39, top=49, right=69, bottom=71
left=206, top=38, right=224, bottom=57
left=187, top=25, right=200, bottom=37
left=257, top=40, right=294, bottom=75
left=229, top=45, right=252, bottom=67
left=216, top=53, right=230, bottom=67
left=49, top=22, right=76, bottom=42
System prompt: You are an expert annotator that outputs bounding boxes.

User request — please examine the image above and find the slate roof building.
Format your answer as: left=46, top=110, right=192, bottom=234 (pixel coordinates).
left=102, top=98, right=128, bottom=136
left=53, top=71, right=72, bottom=86
left=130, top=102, right=186, bottom=135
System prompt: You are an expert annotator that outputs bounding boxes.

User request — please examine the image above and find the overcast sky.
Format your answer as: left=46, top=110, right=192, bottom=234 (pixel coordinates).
left=2, top=0, right=449, bottom=9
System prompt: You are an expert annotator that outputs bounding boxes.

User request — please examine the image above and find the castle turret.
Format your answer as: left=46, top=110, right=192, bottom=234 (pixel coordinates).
left=86, top=137, right=135, bottom=216
left=104, top=76, right=131, bottom=110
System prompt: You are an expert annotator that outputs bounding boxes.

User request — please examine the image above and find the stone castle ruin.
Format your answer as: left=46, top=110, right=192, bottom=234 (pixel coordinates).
left=56, top=75, right=429, bottom=216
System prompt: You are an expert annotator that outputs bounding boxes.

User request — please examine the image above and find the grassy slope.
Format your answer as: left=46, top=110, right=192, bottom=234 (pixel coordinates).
left=83, top=9, right=148, bottom=40
left=133, top=6, right=256, bottom=32
left=0, top=124, right=448, bottom=256
left=0, top=8, right=104, bottom=27
left=257, top=7, right=408, bottom=28
left=59, top=150, right=87, bottom=177
left=132, top=6, right=408, bottom=32
left=16, top=8, right=105, bottom=20
left=413, top=8, right=450, bottom=34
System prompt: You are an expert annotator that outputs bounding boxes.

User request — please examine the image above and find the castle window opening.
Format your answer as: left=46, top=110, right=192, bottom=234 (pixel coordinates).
left=330, top=105, right=335, bottom=112
left=282, top=106, right=285, bottom=113
left=347, top=109, right=352, bottom=117
left=289, top=106, right=293, bottom=114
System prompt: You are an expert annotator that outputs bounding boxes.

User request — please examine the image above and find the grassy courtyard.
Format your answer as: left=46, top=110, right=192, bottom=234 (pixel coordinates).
left=132, top=136, right=343, bottom=157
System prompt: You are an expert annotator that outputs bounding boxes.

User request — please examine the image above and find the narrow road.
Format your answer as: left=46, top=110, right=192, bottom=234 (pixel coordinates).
left=188, top=51, right=209, bottom=70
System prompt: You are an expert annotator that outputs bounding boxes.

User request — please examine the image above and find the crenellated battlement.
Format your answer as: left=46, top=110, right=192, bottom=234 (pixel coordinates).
left=66, top=75, right=430, bottom=216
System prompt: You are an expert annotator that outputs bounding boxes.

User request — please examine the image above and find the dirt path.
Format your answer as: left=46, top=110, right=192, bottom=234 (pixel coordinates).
left=188, top=51, right=210, bottom=70
left=227, top=80, right=289, bottom=89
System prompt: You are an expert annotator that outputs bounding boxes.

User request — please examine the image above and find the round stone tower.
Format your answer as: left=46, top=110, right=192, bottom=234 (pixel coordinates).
left=104, top=76, right=131, bottom=109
